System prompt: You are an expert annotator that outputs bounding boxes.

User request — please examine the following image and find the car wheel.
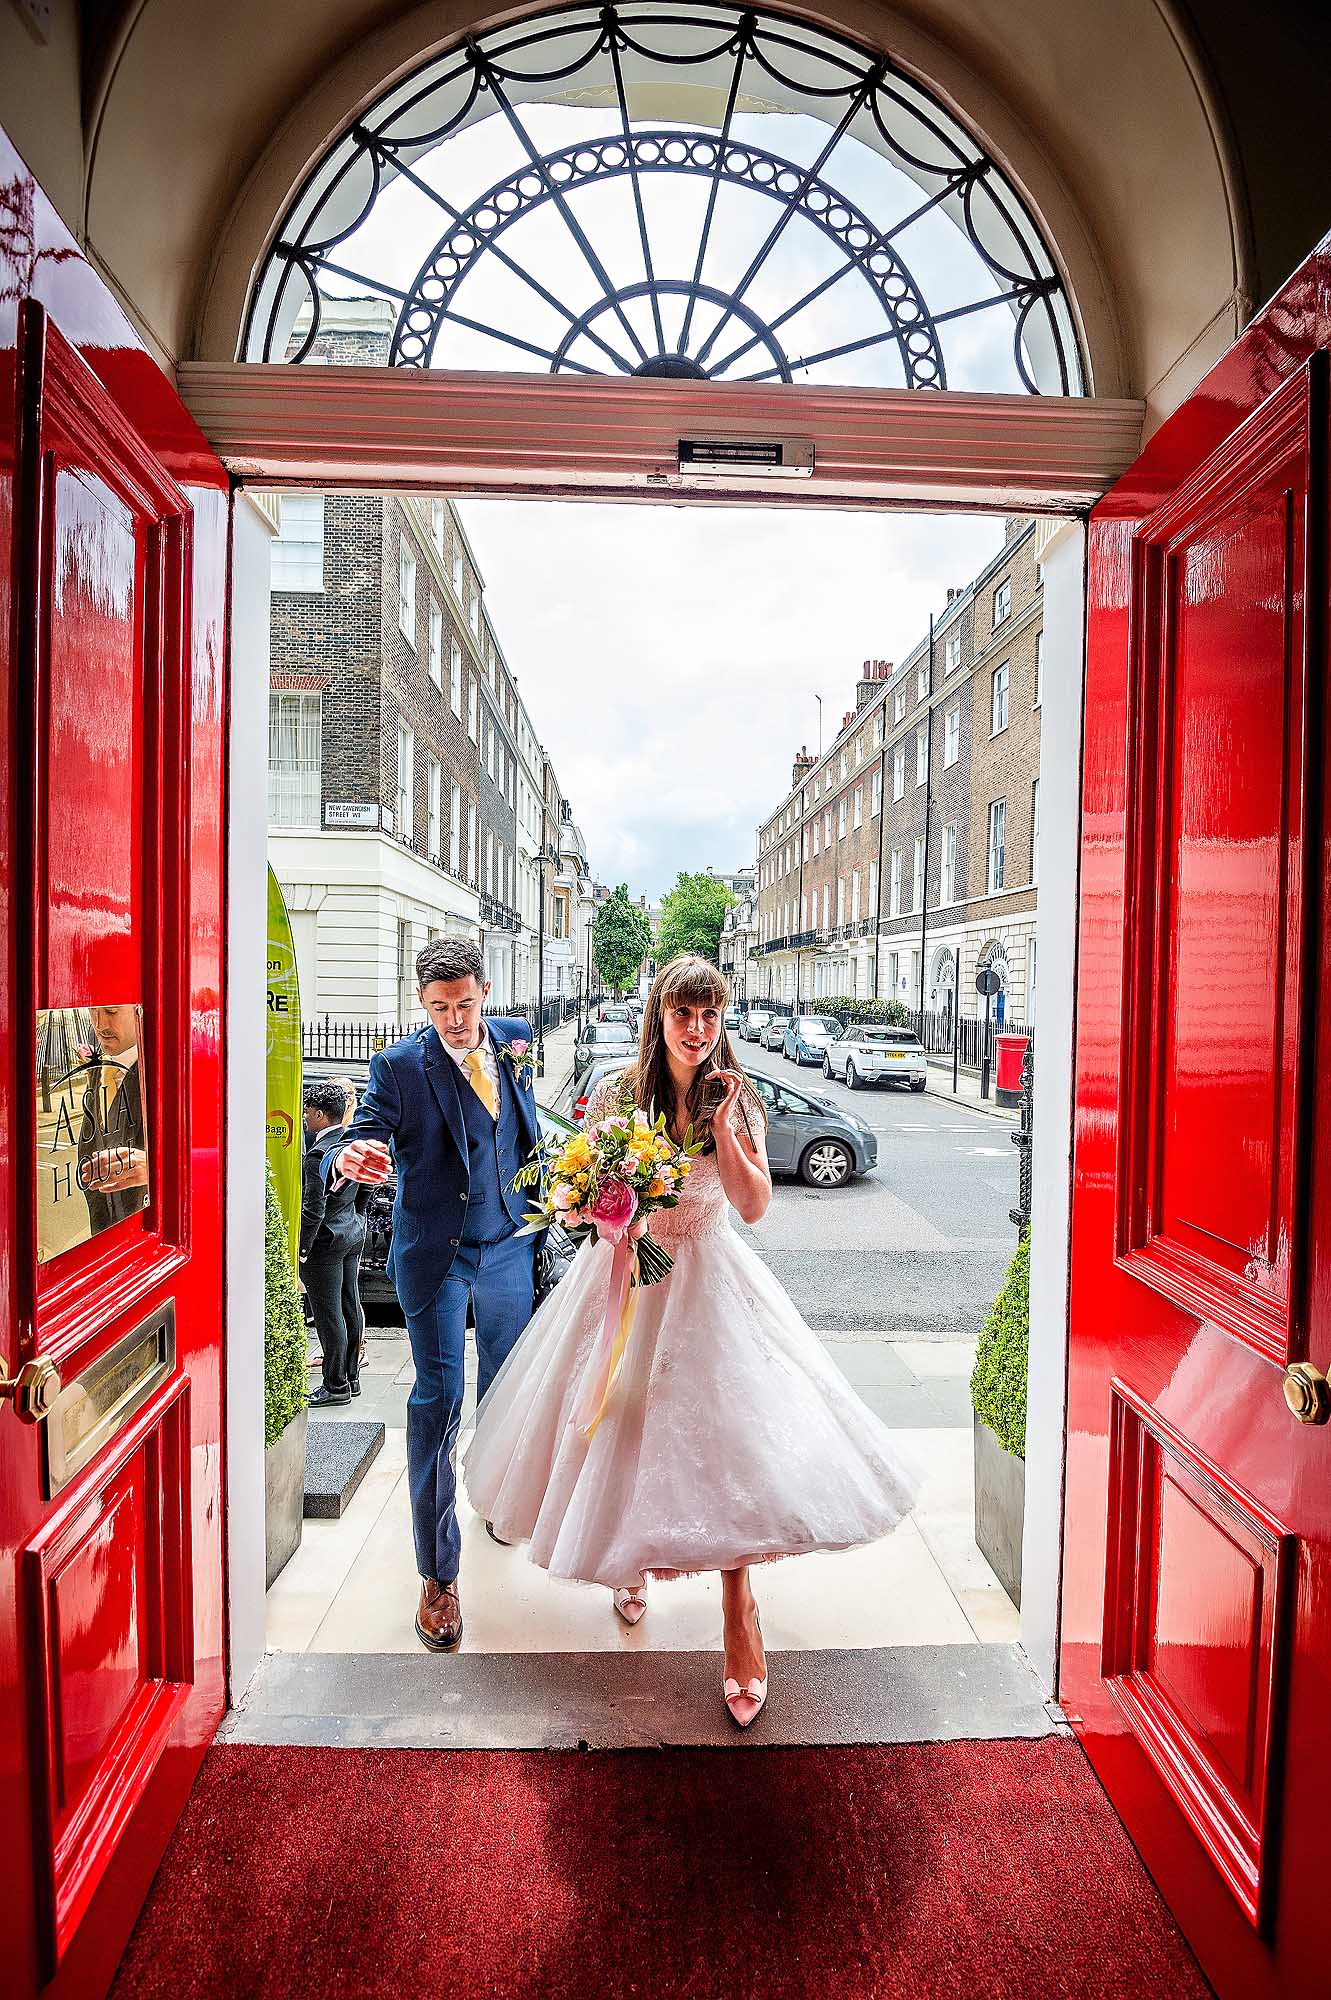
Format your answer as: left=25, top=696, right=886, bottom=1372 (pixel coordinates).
left=911, top=1077, right=927, bottom=1093
left=801, top=1139, right=853, bottom=1188
left=846, top=1060, right=858, bottom=1090
left=822, top=1055, right=833, bottom=1079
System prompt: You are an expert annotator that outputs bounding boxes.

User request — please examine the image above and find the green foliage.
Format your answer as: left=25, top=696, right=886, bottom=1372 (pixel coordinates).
left=657, top=871, right=737, bottom=964
left=264, top=1159, right=308, bottom=1448
left=808, top=995, right=914, bottom=1030
left=593, top=884, right=654, bottom=996
left=970, top=1232, right=1029, bottom=1460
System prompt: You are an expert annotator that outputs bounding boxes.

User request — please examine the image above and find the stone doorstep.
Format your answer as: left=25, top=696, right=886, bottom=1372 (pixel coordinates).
left=304, top=1419, right=386, bottom=1519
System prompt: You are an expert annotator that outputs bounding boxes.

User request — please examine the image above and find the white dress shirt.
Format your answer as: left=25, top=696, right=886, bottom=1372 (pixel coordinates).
left=437, top=1019, right=500, bottom=1098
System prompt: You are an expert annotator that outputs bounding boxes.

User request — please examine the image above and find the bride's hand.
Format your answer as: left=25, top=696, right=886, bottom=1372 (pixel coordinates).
left=628, top=1216, right=648, bottom=1241
left=704, top=1067, right=745, bottom=1118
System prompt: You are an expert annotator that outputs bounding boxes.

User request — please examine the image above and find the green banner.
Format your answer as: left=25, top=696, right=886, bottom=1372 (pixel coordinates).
left=265, top=867, right=303, bottom=1277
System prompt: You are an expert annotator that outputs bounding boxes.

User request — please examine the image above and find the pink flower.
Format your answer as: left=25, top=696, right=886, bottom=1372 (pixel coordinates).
left=510, top=1039, right=530, bottom=1056
left=551, top=1183, right=578, bottom=1211
left=589, top=1176, right=638, bottom=1242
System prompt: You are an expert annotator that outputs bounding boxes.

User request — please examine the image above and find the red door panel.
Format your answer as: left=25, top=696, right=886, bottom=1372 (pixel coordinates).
left=1063, top=244, right=1331, bottom=2000
left=1, top=126, right=228, bottom=2000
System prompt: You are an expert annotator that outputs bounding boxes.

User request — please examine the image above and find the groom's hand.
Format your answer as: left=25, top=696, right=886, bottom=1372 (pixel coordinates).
left=338, top=1138, right=393, bottom=1185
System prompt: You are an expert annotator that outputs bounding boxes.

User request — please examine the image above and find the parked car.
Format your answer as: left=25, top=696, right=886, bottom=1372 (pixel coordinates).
left=569, top=1055, right=634, bottom=1123
left=823, top=1024, right=929, bottom=1092
left=781, top=1014, right=843, bottom=1066
left=724, top=1006, right=742, bottom=1032
left=741, top=1008, right=772, bottom=1043
left=749, top=1075, right=877, bottom=1187
left=597, top=1003, right=633, bottom=1025
left=761, top=1017, right=787, bottom=1051
left=357, top=1102, right=580, bottom=1310
left=573, top=1019, right=637, bottom=1082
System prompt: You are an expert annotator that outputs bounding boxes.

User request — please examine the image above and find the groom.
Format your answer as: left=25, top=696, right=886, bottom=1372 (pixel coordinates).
left=328, top=935, right=540, bottom=1652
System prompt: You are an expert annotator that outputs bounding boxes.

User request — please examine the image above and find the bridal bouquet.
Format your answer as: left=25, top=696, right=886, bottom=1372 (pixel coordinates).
left=515, top=1106, right=699, bottom=1284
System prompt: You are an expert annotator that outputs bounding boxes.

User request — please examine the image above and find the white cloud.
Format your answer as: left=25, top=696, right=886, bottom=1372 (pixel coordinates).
left=458, top=498, right=1003, bottom=896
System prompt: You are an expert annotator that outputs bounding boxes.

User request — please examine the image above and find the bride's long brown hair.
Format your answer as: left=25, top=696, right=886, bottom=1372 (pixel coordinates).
left=626, top=955, right=765, bottom=1150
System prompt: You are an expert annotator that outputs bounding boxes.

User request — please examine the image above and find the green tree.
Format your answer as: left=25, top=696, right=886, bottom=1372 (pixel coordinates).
left=593, top=884, right=654, bottom=996
left=656, top=871, right=737, bottom=965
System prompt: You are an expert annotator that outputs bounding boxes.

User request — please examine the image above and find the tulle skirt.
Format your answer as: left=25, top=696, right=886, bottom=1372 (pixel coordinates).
left=461, top=1224, right=918, bottom=1589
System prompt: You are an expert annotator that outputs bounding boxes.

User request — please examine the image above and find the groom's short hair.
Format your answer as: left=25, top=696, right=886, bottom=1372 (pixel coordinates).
left=416, top=936, right=484, bottom=988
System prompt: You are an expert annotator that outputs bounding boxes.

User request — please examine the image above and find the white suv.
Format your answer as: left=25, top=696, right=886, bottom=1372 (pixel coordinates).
left=823, top=1024, right=928, bottom=1092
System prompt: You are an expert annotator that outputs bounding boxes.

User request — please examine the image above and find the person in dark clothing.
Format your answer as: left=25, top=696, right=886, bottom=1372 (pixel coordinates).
left=301, top=1079, right=369, bottom=1407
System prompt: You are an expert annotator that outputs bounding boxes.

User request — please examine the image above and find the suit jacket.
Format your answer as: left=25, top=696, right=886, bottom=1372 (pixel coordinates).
left=300, top=1122, right=368, bottom=1263
left=323, top=1017, right=541, bottom=1318
left=78, top=1059, right=146, bottom=1233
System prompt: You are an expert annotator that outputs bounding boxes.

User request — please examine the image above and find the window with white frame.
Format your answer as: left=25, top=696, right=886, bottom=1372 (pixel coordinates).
left=469, top=586, right=480, bottom=637
left=1031, top=777, right=1041, bottom=883
left=912, top=835, right=925, bottom=911
left=448, top=636, right=462, bottom=718
left=838, top=799, right=847, bottom=839
left=1034, top=629, right=1044, bottom=707
left=468, top=672, right=478, bottom=742
left=814, top=774, right=822, bottom=799
left=992, top=661, right=1009, bottom=734
left=836, top=876, right=846, bottom=926
left=427, top=752, right=441, bottom=860
left=398, top=539, right=417, bottom=644
left=396, top=919, right=412, bottom=1022
left=430, top=498, right=446, bottom=556
left=812, top=819, right=820, bottom=857
left=468, top=801, right=477, bottom=883
left=941, top=823, right=957, bottom=904
left=839, top=750, right=847, bottom=781
left=853, top=786, right=863, bottom=829
left=486, top=828, right=494, bottom=894
left=917, top=664, right=928, bottom=701
left=944, top=705, right=960, bottom=767
left=449, top=782, right=461, bottom=875
left=396, top=722, right=414, bottom=838
left=451, top=542, right=464, bottom=598
left=821, top=882, right=830, bottom=928
left=802, top=827, right=809, bottom=862
left=855, top=738, right=863, bottom=767
left=987, top=798, right=1007, bottom=891
left=945, top=631, right=961, bottom=674
left=271, top=493, right=325, bottom=592
left=851, top=868, right=861, bottom=922
left=993, top=579, right=1011, bottom=626
left=889, top=849, right=902, bottom=916
left=868, top=860, right=878, bottom=917
left=873, top=710, right=884, bottom=746
left=267, top=690, right=322, bottom=827
left=428, top=601, right=443, bottom=688
left=871, top=769, right=882, bottom=816
left=824, top=808, right=832, bottom=847
left=893, top=744, right=905, bottom=801
left=894, top=686, right=907, bottom=723
left=916, top=726, right=927, bottom=787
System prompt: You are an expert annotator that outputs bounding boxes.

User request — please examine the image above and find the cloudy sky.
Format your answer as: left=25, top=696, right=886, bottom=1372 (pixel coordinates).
left=458, top=499, right=1003, bottom=899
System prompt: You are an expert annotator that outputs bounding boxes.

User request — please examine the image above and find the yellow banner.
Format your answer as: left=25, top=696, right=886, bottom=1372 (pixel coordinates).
left=265, top=868, right=303, bottom=1276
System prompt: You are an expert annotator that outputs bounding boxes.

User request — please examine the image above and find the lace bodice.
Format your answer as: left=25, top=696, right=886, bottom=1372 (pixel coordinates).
left=583, top=1075, right=738, bottom=1242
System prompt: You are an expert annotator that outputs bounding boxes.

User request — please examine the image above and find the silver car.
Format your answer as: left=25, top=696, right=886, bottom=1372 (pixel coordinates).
left=823, top=1024, right=928, bottom=1092
left=741, top=1008, right=772, bottom=1043
left=761, top=1017, right=787, bottom=1052
left=749, top=1074, right=877, bottom=1187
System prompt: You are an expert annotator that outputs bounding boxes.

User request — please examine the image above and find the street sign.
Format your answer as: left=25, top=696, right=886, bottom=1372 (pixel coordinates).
left=975, top=967, right=1003, bottom=997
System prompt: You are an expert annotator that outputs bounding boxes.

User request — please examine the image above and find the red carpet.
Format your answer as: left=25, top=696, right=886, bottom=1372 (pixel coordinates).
left=111, top=1740, right=1211, bottom=1999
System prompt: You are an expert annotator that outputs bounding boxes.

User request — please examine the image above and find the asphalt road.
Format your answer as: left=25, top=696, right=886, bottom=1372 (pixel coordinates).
left=553, top=1040, right=1021, bottom=1337
left=729, top=1041, right=1019, bottom=1336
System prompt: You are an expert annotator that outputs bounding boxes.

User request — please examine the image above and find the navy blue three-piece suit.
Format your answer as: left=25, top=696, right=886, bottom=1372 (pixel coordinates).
left=326, top=1018, right=540, bottom=1584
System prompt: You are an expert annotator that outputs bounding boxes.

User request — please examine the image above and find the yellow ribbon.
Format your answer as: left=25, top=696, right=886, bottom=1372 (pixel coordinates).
left=576, top=1236, right=640, bottom=1440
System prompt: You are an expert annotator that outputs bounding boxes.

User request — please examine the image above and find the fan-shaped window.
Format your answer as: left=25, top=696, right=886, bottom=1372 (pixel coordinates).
left=245, top=2, right=1083, bottom=393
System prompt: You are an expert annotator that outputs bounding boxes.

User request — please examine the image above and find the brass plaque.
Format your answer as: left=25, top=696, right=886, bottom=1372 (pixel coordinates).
left=36, top=1004, right=150, bottom=1263
left=44, top=1302, right=176, bottom=1495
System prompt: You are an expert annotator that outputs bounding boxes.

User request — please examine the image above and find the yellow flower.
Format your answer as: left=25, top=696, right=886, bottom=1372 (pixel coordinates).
left=647, top=1176, right=666, bottom=1198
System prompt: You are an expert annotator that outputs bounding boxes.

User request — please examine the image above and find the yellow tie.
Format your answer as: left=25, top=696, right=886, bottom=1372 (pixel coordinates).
left=464, top=1048, right=498, bottom=1120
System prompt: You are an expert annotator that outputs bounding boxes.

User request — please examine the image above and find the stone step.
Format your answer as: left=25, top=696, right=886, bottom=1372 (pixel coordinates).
left=304, top=1418, right=385, bottom=1519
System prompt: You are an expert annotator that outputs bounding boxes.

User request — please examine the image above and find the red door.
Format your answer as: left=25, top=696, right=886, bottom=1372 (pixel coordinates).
left=1062, top=242, right=1331, bottom=1997
left=1, top=137, right=229, bottom=1999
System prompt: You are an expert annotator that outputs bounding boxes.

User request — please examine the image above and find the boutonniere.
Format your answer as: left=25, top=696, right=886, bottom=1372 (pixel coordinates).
left=500, top=1037, right=536, bottom=1088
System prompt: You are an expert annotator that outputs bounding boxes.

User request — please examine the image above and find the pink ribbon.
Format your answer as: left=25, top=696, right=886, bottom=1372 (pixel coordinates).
left=573, top=1229, right=639, bottom=1439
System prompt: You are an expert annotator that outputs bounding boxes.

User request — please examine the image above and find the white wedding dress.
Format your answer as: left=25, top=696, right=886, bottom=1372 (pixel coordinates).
left=461, top=1077, right=918, bottom=1587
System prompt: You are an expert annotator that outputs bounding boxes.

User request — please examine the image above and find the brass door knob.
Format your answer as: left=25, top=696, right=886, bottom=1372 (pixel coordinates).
left=0, top=1352, right=61, bottom=1424
left=1283, top=1361, right=1331, bottom=1426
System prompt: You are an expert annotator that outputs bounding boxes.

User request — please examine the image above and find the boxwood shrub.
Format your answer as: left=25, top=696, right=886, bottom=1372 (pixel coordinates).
left=970, top=1231, right=1029, bottom=1460
left=264, top=1160, right=308, bottom=1448
left=806, top=996, right=915, bottom=1031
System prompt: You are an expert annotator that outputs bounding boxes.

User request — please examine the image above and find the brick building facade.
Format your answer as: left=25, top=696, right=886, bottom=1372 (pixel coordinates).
left=267, top=298, right=599, bottom=1021
left=755, top=517, right=1050, bottom=1031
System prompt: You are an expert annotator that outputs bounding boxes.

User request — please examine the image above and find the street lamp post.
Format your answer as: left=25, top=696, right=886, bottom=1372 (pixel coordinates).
left=533, top=843, right=560, bottom=1075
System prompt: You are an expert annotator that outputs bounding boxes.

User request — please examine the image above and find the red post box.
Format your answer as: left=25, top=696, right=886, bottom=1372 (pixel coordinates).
left=995, top=1033, right=1029, bottom=1108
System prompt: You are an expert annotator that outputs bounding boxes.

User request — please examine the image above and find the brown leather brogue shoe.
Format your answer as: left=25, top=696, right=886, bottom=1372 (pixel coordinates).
left=415, top=1577, right=463, bottom=1652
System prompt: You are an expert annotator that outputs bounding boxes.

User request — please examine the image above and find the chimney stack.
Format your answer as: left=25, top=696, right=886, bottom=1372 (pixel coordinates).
left=857, top=657, right=894, bottom=708
left=791, top=745, right=816, bottom=790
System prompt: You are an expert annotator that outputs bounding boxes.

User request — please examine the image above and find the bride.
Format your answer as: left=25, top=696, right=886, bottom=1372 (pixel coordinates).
left=462, top=953, right=917, bottom=1726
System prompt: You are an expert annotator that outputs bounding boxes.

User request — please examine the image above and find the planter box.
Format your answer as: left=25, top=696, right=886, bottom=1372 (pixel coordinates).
left=973, top=1410, right=1025, bottom=1609
left=265, top=1406, right=308, bottom=1590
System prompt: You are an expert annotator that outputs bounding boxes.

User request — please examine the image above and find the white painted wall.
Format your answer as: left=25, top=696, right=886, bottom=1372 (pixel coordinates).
left=1020, top=520, right=1087, bottom=1692
left=225, top=492, right=275, bottom=1699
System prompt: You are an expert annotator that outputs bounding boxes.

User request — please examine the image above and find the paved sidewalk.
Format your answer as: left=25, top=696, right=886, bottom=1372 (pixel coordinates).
left=533, top=1014, right=581, bottom=1109
left=925, top=1057, right=1018, bottom=1124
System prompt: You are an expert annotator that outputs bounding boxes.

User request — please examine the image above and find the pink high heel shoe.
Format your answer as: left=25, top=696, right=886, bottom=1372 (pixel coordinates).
left=613, top=1584, right=648, bottom=1626
left=723, top=1674, right=769, bottom=1728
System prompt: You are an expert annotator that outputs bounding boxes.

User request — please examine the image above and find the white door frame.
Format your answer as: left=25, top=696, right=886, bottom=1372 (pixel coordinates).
left=218, top=374, right=1099, bottom=1701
